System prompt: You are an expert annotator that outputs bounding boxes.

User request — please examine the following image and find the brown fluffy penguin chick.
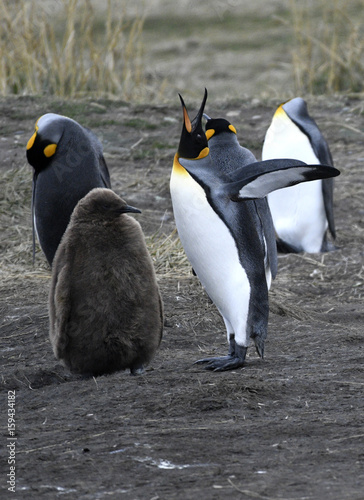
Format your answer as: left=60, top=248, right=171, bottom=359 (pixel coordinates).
left=49, top=188, right=163, bottom=376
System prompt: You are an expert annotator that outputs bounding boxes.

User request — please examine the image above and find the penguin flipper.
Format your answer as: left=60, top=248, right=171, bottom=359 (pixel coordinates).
left=322, top=177, right=336, bottom=239
left=254, top=198, right=278, bottom=279
left=224, top=159, right=340, bottom=201
left=315, top=133, right=336, bottom=239
left=31, top=174, right=38, bottom=264
left=283, top=97, right=335, bottom=170
left=84, top=126, right=112, bottom=188
left=98, top=154, right=112, bottom=189
left=179, top=157, right=340, bottom=202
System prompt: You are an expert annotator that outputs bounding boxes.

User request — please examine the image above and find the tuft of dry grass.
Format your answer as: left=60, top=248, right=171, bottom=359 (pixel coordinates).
left=1, top=167, right=307, bottom=321
left=0, top=0, right=145, bottom=100
left=0, top=166, right=191, bottom=281
left=146, top=229, right=192, bottom=279
left=283, top=0, right=364, bottom=94
left=0, top=165, right=34, bottom=266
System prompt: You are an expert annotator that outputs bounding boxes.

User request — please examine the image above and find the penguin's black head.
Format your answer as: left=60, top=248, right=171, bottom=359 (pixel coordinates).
left=177, top=89, right=209, bottom=159
left=26, top=114, right=63, bottom=173
left=75, top=188, right=141, bottom=222
left=26, top=132, right=57, bottom=173
left=204, top=117, right=237, bottom=141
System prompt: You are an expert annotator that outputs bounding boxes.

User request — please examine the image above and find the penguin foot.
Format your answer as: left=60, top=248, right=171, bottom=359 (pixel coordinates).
left=130, top=363, right=145, bottom=376
left=276, top=238, right=301, bottom=254
left=194, top=345, right=248, bottom=372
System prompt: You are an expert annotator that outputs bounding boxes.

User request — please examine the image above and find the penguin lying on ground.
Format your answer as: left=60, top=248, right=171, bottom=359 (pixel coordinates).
left=26, top=113, right=111, bottom=265
left=262, top=97, right=336, bottom=253
left=49, top=188, right=163, bottom=376
left=170, top=89, right=340, bottom=371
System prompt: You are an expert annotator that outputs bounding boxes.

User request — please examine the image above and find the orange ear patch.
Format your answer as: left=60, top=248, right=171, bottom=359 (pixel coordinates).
left=44, top=143, right=57, bottom=157
left=205, top=129, right=215, bottom=140
left=196, top=147, right=209, bottom=159
left=26, top=132, right=37, bottom=151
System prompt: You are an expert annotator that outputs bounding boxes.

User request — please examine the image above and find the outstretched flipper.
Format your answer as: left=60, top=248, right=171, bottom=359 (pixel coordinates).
left=179, top=157, right=340, bottom=202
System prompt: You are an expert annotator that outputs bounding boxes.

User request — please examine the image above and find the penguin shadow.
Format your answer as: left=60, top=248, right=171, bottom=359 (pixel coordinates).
left=4, top=365, right=74, bottom=391
left=7, top=363, right=154, bottom=390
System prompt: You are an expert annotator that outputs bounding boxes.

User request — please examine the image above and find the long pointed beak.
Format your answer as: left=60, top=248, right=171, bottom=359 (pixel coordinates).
left=191, top=88, right=208, bottom=131
left=177, top=89, right=209, bottom=159
left=179, top=94, right=192, bottom=133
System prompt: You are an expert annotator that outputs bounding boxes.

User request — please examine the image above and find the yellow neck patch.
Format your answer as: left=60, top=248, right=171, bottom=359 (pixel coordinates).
left=274, top=104, right=288, bottom=119
left=228, top=124, right=237, bottom=134
left=172, top=147, right=210, bottom=176
left=173, top=153, right=189, bottom=176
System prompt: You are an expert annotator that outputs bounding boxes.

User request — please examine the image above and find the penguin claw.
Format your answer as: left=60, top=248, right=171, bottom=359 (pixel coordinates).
left=194, top=356, right=244, bottom=371
left=194, top=356, right=231, bottom=366
left=194, top=345, right=248, bottom=372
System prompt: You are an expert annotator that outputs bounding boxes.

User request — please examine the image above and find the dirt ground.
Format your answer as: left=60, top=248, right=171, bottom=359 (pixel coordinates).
left=0, top=92, right=363, bottom=500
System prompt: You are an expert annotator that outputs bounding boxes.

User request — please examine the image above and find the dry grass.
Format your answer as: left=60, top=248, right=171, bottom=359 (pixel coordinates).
left=0, top=166, right=34, bottom=266
left=1, top=0, right=363, bottom=101
left=147, top=229, right=191, bottom=279
left=284, top=0, right=364, bottom=94
left=0, top=166, right=310, bottom=321
left=0, top=0, right=145, bottom=100
left=0, top=166, right=191, bottom=281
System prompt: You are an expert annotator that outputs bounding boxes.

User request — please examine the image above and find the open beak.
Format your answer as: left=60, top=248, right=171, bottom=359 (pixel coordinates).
left=179, top=88, right=208, bottom=134
left=191, top=88, right=208, bottom=132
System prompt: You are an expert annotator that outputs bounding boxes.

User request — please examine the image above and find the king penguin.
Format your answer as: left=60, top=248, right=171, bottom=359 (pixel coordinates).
left=204, top=115, right=278, bottom=290
left=26, top=113, right=111, bottom=265
left=49, top=188, right=163, bottom=376
left=170, top=89, right=340, bottom=371
left=262, top=97, right=336, bottom=253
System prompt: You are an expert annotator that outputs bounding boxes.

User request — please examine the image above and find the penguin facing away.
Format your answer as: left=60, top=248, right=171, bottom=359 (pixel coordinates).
left=262, top=97, right=336, bottom=253
left=49, top=188, right=163, bottom=376
left=26, top=113, right=111, bottom=265
left=170, top=89, right=340, bottom=371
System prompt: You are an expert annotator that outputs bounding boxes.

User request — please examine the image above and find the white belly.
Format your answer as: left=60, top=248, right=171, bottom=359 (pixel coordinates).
left=170, top=169, right=251, bottom=346
left=262, top=117, right=327, bottom=253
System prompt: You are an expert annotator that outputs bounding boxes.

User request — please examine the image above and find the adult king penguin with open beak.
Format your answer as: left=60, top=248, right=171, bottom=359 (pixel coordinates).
left=170, top=89, right=340, bottom=371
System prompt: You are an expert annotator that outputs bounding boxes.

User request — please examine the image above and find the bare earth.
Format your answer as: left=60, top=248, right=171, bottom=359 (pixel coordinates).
left=1, top=94, right=363, bottom=499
